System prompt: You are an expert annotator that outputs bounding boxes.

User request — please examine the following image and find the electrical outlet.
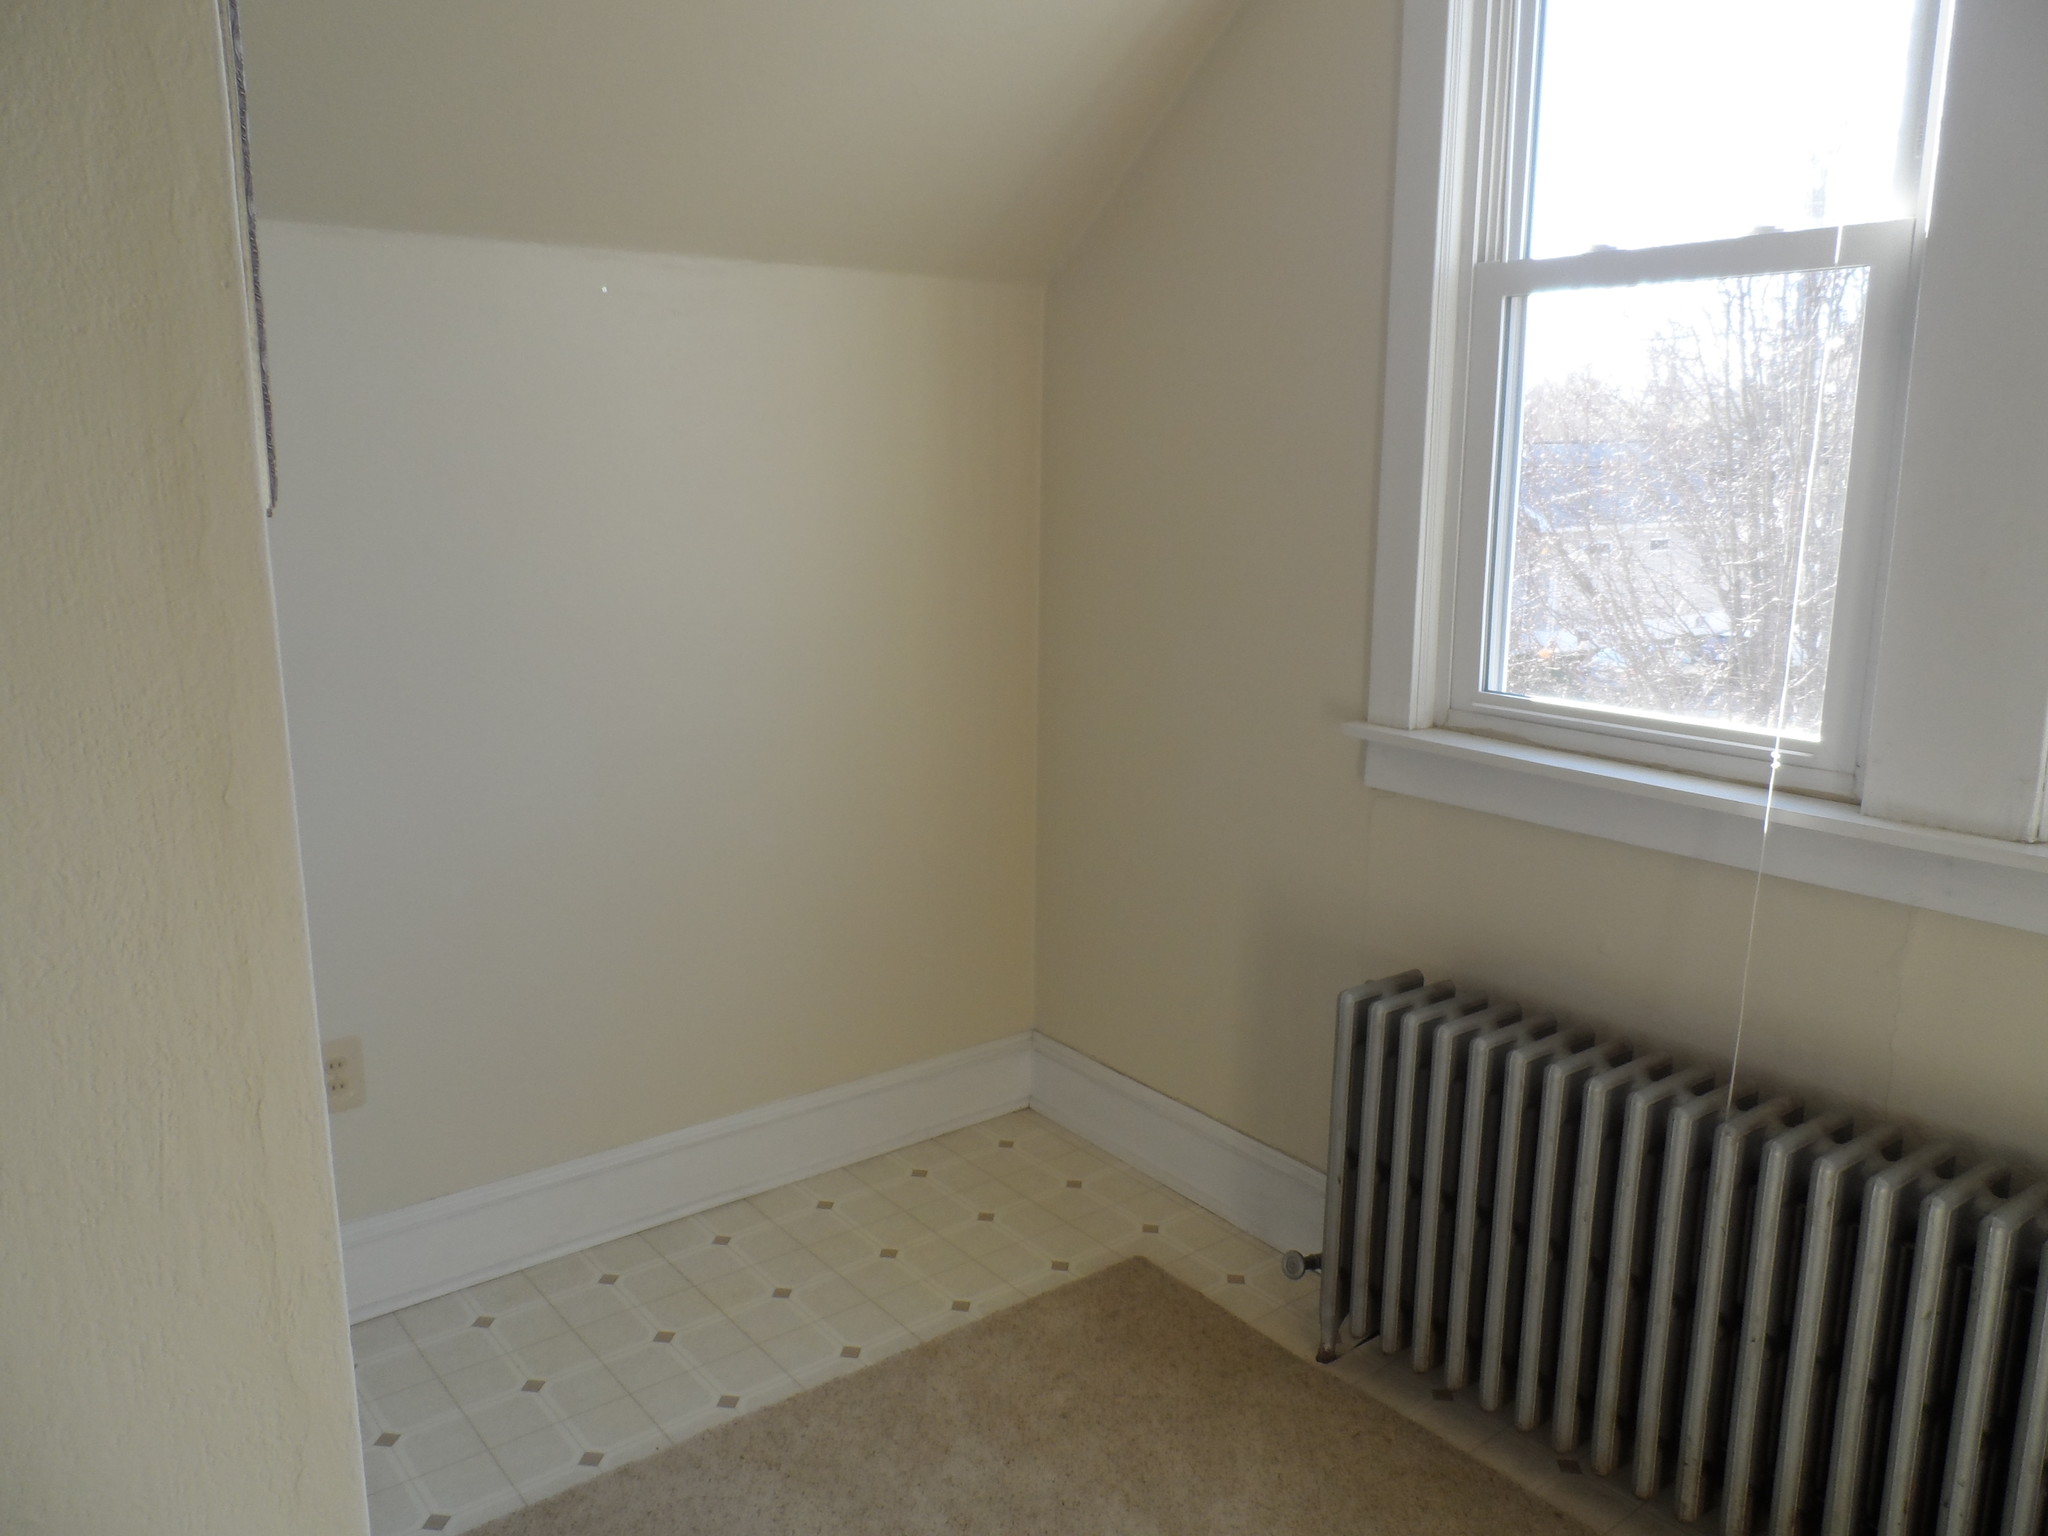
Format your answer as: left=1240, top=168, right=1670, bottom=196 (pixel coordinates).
left=324, top=1036, right=366, bottom=1112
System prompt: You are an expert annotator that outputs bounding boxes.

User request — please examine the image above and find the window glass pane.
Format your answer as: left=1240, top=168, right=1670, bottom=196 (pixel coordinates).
left=1528, top=0, right=1924, bottom=258
left=1497, top=269, right=1869, bottom=737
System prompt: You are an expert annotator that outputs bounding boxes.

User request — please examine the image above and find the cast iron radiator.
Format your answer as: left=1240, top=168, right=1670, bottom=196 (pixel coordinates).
left=1299, top=972, right=2048, bottom=1536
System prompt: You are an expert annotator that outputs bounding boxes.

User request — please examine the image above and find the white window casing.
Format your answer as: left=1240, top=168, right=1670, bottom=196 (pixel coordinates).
left=1859, top=0, right=2048, bottom=842
left=1362, top=0, right=2048, bottom=932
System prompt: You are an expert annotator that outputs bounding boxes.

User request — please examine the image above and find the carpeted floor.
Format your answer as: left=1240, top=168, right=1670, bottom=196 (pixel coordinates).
left=474, top=1256, right=1587, bottom=1535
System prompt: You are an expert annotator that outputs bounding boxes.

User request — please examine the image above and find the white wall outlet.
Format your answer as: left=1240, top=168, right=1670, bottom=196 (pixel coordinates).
left=324, top=1036, right=366, bottom=1112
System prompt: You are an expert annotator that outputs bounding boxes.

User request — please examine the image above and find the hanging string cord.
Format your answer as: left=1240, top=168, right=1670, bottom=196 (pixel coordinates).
left=1725, top=229, right=1846, bottom=1110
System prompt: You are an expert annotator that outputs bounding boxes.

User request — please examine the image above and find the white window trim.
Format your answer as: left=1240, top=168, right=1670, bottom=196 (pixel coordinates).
left=1361, top=0, right=2048, bottom=930
left=1350, top=723, right=2048, bottom=937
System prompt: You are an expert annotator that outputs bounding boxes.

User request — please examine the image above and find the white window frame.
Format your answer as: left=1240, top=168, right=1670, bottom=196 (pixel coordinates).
left=1361, top=0, right=2048, bottom=935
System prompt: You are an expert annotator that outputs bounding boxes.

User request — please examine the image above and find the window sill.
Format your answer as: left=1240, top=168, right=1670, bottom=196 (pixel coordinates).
left=1345, top=723, right=2048, bottom=937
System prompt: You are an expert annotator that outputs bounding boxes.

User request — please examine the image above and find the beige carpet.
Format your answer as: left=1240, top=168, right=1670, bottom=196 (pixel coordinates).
left=477, top=1257, right=1586, bottom=1535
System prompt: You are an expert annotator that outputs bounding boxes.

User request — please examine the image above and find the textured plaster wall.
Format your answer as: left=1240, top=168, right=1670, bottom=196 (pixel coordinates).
left=0, top=4, right=366, bottom=1533
left=1038, top=0, right=2048, bottom=1175
left=262, top=223, right=1041, bottom=1222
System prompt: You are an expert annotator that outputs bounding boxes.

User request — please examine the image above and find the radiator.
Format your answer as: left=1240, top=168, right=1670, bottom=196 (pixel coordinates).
left=1298, top=972, right=2048, bottom=1536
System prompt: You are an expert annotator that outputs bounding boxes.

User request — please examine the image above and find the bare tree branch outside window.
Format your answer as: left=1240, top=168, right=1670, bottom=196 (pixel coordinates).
left=1500, top=268, right=1869, bottom=737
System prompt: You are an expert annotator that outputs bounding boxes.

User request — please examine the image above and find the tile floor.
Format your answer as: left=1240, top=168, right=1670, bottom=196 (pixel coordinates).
left=350, top=1108, right=1688, bottom=1536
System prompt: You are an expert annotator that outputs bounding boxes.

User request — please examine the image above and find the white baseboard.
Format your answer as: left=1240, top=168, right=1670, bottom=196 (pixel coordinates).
left=341, top=1029, right=1328, bottom=1321
left=340, top=1033, right=1033, bottom=1321
left=1028, top=1035, right=1326, bottom=1257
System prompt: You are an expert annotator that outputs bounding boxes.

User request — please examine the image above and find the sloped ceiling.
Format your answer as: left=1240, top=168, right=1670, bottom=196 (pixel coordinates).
left=241, top=0, right=1246, bottom=279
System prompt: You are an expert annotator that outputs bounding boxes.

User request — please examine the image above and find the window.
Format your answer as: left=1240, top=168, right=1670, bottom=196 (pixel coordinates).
left=1439, top=0, right=1936, bottom=795
left=1363, top=0, right=2048, bottom=931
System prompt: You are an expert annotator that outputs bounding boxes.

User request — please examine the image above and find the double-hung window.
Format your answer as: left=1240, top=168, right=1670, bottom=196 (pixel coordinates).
left=1448, top=0, right=1933, bottom=793
left=1363, top=0, right=2048, bottom=931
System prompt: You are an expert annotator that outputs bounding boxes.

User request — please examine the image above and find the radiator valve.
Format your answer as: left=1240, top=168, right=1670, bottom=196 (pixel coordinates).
left=1280, top=1250, right=1320, bottom=1282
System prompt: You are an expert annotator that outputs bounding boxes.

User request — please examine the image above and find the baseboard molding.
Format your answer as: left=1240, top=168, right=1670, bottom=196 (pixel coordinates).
left=1028, top=1035, right=1326, bottom=1257
left=340, top=1033, right=1034, bottom=1321
left=341, top=1029, right=1328, bottom=1321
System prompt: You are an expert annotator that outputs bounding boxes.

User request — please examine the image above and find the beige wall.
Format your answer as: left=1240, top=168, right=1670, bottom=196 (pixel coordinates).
left=0, top=6, right=365, bottom=1534
left=262, top=223, right=1040, bottom=1222
left=1039, top=0, right=2048, bottom=1173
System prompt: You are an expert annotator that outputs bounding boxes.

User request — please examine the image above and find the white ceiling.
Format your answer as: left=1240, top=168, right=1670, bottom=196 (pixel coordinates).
left=242, top=0, right=1246, bottom=280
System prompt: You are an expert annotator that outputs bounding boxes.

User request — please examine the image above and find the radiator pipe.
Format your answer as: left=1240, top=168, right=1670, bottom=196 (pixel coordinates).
left=1281, top=1250, right=1320, bottom=1281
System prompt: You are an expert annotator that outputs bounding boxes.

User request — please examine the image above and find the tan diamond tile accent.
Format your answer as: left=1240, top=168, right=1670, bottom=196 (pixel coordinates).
left=424, top=1517, right=452, bottom=1532
left=471, top=1315, right=495, bottom=1329
left=950, top=1300, right=971, bottom=1312
left=1226, top=1274, right=1245, bottom=1285
left=840, top=1345, right=861, bottom=1359
left=1066, top=1179, right=1083, bottom=1189
left=910, top=1169, right=928, bottom=1178
left=579, top=1451, right=605, bottom=1467
left=711, top=1235, right=731, bottom=1246
left=879, top=1247, right=898, bottom=1259
left=717, top=1394, right=740, bottom=1409
left=598, top=1273, right=620, bottom=1285
left=521, top=1379, right=546, bottom=1393
left=977, top=1211, right=995, bottom=1222
left=1141, top=1223, right=1160, bottom=1234
left=1050, top=1260, right=1070, bottom=1273
left=373, top=1432, right=400, bottom=1448
left=815, top=1199, right=834, bottom=1209
left=998, top=1139, right=1015, bottom=1148
left=771, top=1286, right=794, bottom=1299
left=653, top=1330, right=676, bottom=1344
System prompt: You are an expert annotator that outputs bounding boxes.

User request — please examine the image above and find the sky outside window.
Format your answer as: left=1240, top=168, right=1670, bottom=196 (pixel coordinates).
left=1528, top=0, right=1925, bottom=259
